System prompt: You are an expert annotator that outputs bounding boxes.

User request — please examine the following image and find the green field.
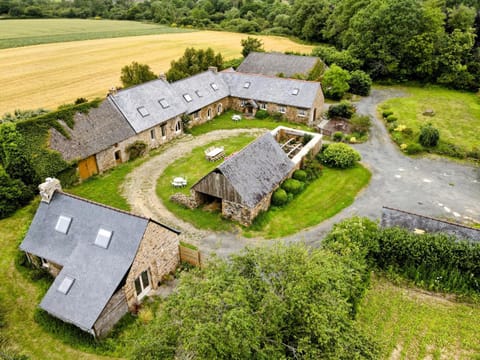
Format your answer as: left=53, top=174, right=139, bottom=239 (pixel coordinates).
left=0, top=19, right=193, bottom=49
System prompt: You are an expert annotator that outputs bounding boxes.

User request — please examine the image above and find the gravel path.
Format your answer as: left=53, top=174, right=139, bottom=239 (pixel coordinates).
left=123, top=90, right=480, bottom=256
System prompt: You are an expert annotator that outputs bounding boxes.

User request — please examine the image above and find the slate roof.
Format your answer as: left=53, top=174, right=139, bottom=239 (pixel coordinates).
left=49, top=99, right=135, bottom=161
left=237, top=52, right=321, bottom=77
left=109, top=79, right=187, bottom=133
left=171, top=71, right=230, bottom=113
left=220, top=71, right=321, bottom=109
left=216, top=132, right=294, bottom=208
left=20, top=192, right=153, bottom=332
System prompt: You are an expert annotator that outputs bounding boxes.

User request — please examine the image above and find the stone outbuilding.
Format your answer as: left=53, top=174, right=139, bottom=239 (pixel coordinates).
left=19, top=178, right=180, bottom=338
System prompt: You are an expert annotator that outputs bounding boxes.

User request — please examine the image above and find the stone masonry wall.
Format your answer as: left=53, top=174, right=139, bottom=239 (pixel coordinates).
left=188, top=98, right=231, bottom=127
left=93, top=289, right=128, bottom=338
left=124, top=222, right=179, bottom=310
left=222, top=192, right=272, bottom=226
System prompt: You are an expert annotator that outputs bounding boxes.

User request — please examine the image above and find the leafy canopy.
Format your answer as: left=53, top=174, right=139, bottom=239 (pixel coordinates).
left=120, top=61, right=157, bottom=88
left=240, top=36, right=265, bottom=57
left=166, top=47, right=223, bottom=82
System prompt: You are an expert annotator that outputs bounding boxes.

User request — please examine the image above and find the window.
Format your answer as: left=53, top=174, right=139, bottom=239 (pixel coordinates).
left=161, top=124, right=166, bottom=138
left=243, top=81, right=251, bottom=89
left=260, top=103, right=267, bottom=110
left=183, top=94, right=192, bottom=102
left=40, top=257, right=49, bottom=268
left=217, top=103, right=222, bottom=115
left=210, top=82, right=218, bottom=91
left=192, top=111, right=200, bottom=120
left=137, top=106, right=149, bottom=117
left=134, top=269, right=151, bottom=300
left=240, top=100, right=246, bottom=107
left=150, top=129, right=156, bottom=140
left=195, top=90, right=203, bottom=98
left=94, top=228, right=112, bottom=249
left=58, top=276, right=75, bottom=295
left=55, top=215, right=72, bottom=234
left=278, top=105, right=286, bottom=113
left=114, top=150, right=122, bottom=163
left=158, top=98, right=169, bottom=109
left=175, top=121, right=182, bottom=133
left=291, top=88, right=300, bottom=96
left=207, top=108, right=212, bottom=120
left=298, top=109, right=307, bottom=117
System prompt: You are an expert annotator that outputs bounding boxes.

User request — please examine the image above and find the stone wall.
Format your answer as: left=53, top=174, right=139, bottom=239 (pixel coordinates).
left=124, top=221, right=180, bottom=310
left=188, top=98, right=231, bottom=127
left=93, top=289, right=128, bottom=338
left=222, top=192, right=272, bottom=226
left=27, top=253, right=63, bottom=277
left=170, top=191, right=200, bottom=209
left=381, top=207, right=480, bottom=242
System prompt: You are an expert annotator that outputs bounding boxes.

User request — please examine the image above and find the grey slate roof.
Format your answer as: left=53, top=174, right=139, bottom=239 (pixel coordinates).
left=171, top=71, right=230, bottom=113
left=237, top=52, right=321, bottom=77
left=110, top=79, right=187, bottom=133
left=220, top=71, right=321, bottom=109
left=19, top=192, right=150, bottom=331
left=49, top=99, right=135, bottom=161
left=217, top=132, right=294, bottom=208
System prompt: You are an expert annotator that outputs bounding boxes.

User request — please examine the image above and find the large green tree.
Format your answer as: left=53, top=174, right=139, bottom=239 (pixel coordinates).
left=120, top=61, right=157, bottom=88
left=133, top=244, right=378, bottom=359
left=166, top=47, right=223, bottom=82
left=321, top=64, right=351, bottom=100
left=240, top=36, right=264, bottom=57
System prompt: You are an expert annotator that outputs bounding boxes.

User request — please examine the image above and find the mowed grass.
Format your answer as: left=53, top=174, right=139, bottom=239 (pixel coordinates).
left=381, top=86, right=480, bottom=151
left=0, top=19, right=193, bottom=49
left=0, top=29, right=314, bottom=115
left=358, top=276, right=480, bottom=359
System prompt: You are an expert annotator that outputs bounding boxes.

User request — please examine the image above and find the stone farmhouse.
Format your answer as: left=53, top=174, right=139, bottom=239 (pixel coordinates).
left=191, top=127, right=322, bottom=226
left=19, top=178, right=180, bottom=338
left=237, top=52, right=323, bottom=78
left=50, top=67, right=323, bottom=180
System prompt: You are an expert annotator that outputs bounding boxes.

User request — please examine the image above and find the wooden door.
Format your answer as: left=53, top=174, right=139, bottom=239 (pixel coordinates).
left=78, top=155, right=98, bottom=180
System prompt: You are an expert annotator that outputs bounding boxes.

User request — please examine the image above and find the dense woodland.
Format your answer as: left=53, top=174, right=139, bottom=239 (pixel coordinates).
left=1, top=0, right=479, bottom=89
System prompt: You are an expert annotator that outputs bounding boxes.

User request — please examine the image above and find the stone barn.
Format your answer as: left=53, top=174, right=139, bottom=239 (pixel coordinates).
left=20, top=178, right=180, bottom=338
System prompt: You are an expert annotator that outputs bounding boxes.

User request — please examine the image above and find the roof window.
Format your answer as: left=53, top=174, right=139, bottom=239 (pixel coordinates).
left=195, top=90, right=203, bottom=98
left=58, top=276, right=75, bottom=295
left=183, top=94, right=193, bottom=102
left=94, top=228, right=112, bottom=249
left=291, top=88, right=300, bottom=96
left=210, top=83, right=219, bottom=91
left=158, top=98, right=169, bottom=109
left=137, top=106, right=150, bottom=117
left=55, top=215, right=72, bottom=234
left=243, top=82, right=251, bottom=89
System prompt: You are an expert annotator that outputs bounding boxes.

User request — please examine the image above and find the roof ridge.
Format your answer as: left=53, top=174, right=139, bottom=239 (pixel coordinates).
left=224, top=70, right=320, bottom=84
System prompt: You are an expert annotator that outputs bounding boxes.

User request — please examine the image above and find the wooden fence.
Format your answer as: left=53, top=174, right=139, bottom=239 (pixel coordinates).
left=179, top=245, right=202, bottom=267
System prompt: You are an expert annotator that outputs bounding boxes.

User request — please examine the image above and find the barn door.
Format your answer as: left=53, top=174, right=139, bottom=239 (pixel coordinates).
left=78, top=155, right=98, bottom=180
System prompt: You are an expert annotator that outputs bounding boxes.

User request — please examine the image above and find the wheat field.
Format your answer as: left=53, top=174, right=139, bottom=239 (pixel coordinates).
left=1, top=31, right=314, bottom=115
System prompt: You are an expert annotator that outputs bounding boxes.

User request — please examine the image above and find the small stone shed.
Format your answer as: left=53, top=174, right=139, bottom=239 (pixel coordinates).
left=191, top=127, right=322, bottom=226
left=20, top=178, right=180, bottom=338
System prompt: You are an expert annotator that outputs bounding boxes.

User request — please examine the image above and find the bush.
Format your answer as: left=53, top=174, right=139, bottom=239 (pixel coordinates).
left=292, top=169, right=307, bottom=182
left=386, top=114, right=397, bottom=123
left=319, top=143, right=361, bottom=169
left=327, top=101, right=355, bottom=119
left=348, top=70, right=372, bottom=96
left=0, top=169, right=34, bottom=219
left=405, top=143, right=423, bottom=154
left=382, top=110, right=393, bottom=118
left=419, top=123, right=440, bottom=147
left=467, top=147, right=480, bottom=160
left=281, top=178, right=304, bottom=194
left=271, top=188, right=288, bottom=206
left=333, top=131, right=344, bottom=142
left=302, top=157, right=323, bottom=181
left=302, top=133, right=313, bottom=145
left=126, top=141, right=147, bottom=161
left=436, top=142, right=466, bottom=159
left=350, top=114, right=371, bottom=136
left=254, top=110, right=269, bottom=119
left=271, top=112, right=284, bottom=121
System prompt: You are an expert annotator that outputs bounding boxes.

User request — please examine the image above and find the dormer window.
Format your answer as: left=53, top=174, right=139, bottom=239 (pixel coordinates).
left=94, top=228, right=112, bottom=249
left=183, top=94, right=192, bottom=102
left=210, top=83, right=218, bottom=91
left=158, top=98, right=169, bottom=109
left=58, top=276, right=75, bottom=295
left=55, top=215, right=72, bottom=234
left=137, top=106, right=149, bottom=117
left=195, top=90, right=203, bottom=97
left=243, top=82, right=251, bottom=89
left=291, top=88, right=300, bottom=96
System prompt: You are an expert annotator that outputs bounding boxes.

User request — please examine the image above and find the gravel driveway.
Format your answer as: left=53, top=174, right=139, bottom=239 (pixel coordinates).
left=123, top=89, right=480, bottom=256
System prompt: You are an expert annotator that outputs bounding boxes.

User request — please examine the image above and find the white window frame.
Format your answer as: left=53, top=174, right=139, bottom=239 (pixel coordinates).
left=134, top=269, right=151, bottom=301
left=260, top=103, right=267, bottom=110
left=193, top=111, right=200, bottom=120
left=137, top=106, right=149, bottom=117
left=217, top=103, right=222, bottom=115
left=207, top=108, right=212, bottom=120
left=183, top=94, right=192, bottom=103
left=161, top=124, right=166, bottom=139
left=297, top=109, right=307, bottom=117
left=175, top=121, right=182, bottom=133
left=278, top=105, right=286, bottom=114
left=40, top=257, right=49, bottom=269
left=150, top=129, right=156, bottom=140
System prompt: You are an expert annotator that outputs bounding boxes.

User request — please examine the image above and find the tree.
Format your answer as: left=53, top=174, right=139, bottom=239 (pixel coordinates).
left=133, top=244, right=378, bottom=359
left=327, top=101, right=356, bottom=119
left=348, top=70, right=372, bottom=96
left=0, top=167, right=33, bottom=219
left=322, top=64, right=351, bottom=100
left=120, top=61, right=157, bottom=88
left=166, top=47, right=224, bottom=82
left=240, top=36, right=264, bottom=57
left=419, top=123, right=440, bottom=147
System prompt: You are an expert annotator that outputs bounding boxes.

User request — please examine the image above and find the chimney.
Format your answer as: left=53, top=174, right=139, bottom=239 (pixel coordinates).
left=208, top=66, right=218, bottom=73
left=108, top=87, right=117, bottom=96
left=39, top=178, right=62, bottom=204
left=158, top=73, right=167, bottom=81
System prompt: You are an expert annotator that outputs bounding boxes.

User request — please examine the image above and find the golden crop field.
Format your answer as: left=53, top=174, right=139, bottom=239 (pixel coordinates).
left=1, top=31, right=314, bottom=115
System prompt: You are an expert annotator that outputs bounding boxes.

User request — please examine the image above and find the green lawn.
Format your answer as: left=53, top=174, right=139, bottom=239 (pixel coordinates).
left=380, top=86, right=480, bottom=153
left=189, top=110, right=313, bottom=136
left=0, top=19, right=193, bottom=49
left=358, top=276, right=480, bottom=359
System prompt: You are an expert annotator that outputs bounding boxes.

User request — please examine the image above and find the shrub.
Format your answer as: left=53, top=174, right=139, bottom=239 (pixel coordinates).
left=302, top=157, right=322, bottom=181
left=467, top=147, right=480, bottom=160
left=419, top=123, right=440, bottom=147
left=350, top=114, right=371, bottom=136
left=319, top=143, right=361, bottom=169
left=347, top=70, right=372, bottom=96
left=292, top=169, right=307, bottom=182
left=126, top=141, right=147, bottom=161
left=333, top=131, right=344, bottom=142
left=405, top=143, right=423, bottom=154
left=271, top=112, right=284, bottom=121
left=281, top=178, right=304, bottom=194
left=74, top=97, right=87, bottom=105
left=386, top=114, right=397, bottom=123
left=382, top=110, right=393, bottom=118
left=327, top=101, right=355, bottom=119
left=254, top=110, right=269, bottom=119
left=436, top=142, right=466, bottom=159
left=302, top=133, right=313, bottom=145
left=271, top=188, right=288, bottom=206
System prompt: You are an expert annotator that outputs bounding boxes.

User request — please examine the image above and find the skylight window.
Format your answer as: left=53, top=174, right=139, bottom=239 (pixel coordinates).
left=58, top=276, right=74, bottom=295
left=243, top=81, right=251, bottom=89
left=55, top=215, right=72, bottom=234
left=137, top=106, right=150, bottom=117
left=158, top=98, right=169, bottom=109
left=291, top=88, right=300, bottom=96
left=195, top=90, right=203, bottom=97
left=94, top=228, right=112, bottom=249
left=183, top=94, right=193, bottom=102
left=210, top=83, right=219, bottom=91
